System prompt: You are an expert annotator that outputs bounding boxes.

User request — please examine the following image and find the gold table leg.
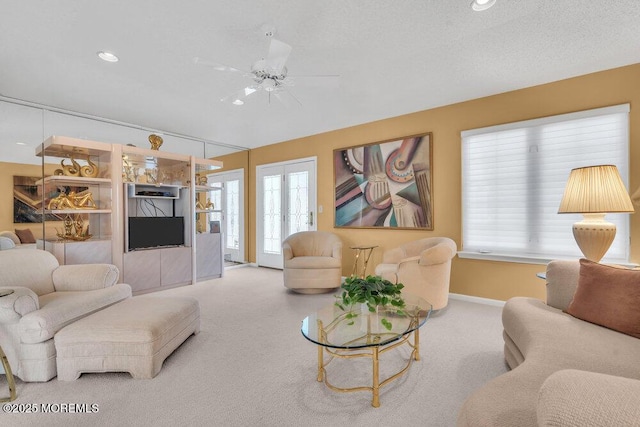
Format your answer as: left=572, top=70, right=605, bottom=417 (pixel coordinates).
left=317, top=320, right=324, bottom=382
left=351, top=246, right=377, bottom=278
left=372, top=346, right=380, bottom=407
left=414, top=327, right=420, bottom=361
left=0, top=345, right=16, bottom=403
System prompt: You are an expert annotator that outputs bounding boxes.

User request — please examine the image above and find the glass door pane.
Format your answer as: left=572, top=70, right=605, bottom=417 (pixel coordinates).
left=263, top=174, right=282, bottom=255
left=287, top=170, right=309, bottom=235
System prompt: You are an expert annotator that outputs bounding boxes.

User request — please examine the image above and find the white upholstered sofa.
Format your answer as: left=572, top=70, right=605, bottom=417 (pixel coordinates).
left=0, top=230, right=37, bottom=250
left=0, top=249, right=131, bottom=381
left=457, top=259, right=640, bottom=426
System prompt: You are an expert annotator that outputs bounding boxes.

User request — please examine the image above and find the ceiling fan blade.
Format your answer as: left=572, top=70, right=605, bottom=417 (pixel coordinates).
left=273, top=88, right=303, bottom=108
left=193, top=57, right=251, bottom=75
left=264, top=38, right=292, bottom=75
left=286, top=74, right=341, bottom=87
left=220, top=85, right=260, bottom=104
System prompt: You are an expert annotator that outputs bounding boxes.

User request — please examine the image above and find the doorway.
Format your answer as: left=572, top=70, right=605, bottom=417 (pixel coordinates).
left=208, top=169, right=245, bottom=264
left=256, top=157, right=317, bottom=269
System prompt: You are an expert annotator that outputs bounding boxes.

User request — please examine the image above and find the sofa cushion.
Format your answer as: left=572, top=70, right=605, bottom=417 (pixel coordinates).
left=19, top=283, right=132, bottom=344
left=537, top=370, right=640, bottom=427
left=0, top=249, right=58, bottom=296
left=0, top=231, right=21, bottom=245
left=14, top=228, right=36, bottom=244
left=0, top=236, right=16, bottom=250
left=566, top=259, right=640, bottom=339
left=52, top=264, right=119, bottom=291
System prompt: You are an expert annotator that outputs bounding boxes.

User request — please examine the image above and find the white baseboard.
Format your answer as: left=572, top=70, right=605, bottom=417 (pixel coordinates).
left=449, top=293, right=505, bottom=307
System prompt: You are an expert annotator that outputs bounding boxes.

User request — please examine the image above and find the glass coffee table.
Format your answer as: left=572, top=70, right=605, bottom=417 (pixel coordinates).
left=301, top=294, right=431, bottom=407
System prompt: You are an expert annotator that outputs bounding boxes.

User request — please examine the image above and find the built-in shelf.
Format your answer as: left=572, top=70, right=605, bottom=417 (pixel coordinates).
left=127, top=183, right=183, bottom=199
left=36, top=176, right=112, bottom=186
left=195, top=185, right=223, bottom=192
left=44, top=209, right=112, bottom=215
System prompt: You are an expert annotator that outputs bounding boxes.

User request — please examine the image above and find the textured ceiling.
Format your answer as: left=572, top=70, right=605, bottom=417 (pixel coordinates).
left=1, top=0, right=640, bottom=162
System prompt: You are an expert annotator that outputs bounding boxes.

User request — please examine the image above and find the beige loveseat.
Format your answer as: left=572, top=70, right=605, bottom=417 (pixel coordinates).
left=458, top=259, right=640, bottom=426
left=0, top=249, right=131, bottom=381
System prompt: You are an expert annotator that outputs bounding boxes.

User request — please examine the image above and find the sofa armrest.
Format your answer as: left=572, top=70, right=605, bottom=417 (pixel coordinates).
left=397, top=255, right=421, bottom=268
left=537, top=369, right=640, bottom=427
left=545, top=260, right=580, bottom=311
left=52, top=264, right=119, bottom=291
left=332, top=242, right=342, bottom=260
left=0, top=287, right=39, bottom=322
left=283, top=242, right=293, bottom=261
left=419, top=243, right=456, bottom=266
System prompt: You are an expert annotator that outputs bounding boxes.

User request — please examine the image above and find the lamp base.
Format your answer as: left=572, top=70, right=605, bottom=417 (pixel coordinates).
left=572, top=214, right=616, bottom=262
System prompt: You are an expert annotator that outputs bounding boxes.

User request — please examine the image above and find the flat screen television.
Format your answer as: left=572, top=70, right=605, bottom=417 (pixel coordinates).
left=128, top=216, right=185, bottom=251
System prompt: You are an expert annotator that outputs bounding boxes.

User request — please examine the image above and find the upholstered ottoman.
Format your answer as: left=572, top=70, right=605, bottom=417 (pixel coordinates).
left=54, top=296, right=200, bottom=381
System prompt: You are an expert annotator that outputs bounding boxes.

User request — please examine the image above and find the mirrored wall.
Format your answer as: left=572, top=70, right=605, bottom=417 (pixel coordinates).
left=0, top=98, right=248, bottom=166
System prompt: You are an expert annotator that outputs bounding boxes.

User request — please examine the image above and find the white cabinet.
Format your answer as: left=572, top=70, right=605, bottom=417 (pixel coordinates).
left=123, top=247, right=193, bottom=294
left=36, top=136, right=117, bottom=266
left=196, top=233, right=223, bottom=280
left=35, top=135, right=224, bottom=291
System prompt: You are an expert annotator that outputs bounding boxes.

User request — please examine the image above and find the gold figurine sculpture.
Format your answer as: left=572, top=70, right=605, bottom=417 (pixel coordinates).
left=53, top=155, right=99, bottom=178
left=149, top=134, right=163, bottom=150
left=47, top=190, right=97, bottom=210
left=61, top=157, right=81, bottom=176
left=56, top=214, right=91, bottom=241
left=80, top=156, right=99, bottom=178
left=197, top=175, right=208, bottom=186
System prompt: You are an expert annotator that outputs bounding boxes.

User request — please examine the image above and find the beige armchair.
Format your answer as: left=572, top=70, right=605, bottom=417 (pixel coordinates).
left=374, top=237, right=456, bottom=310
left=283, top=231, right=342, bottom=294
left=0, top=249, right=131, bottom=381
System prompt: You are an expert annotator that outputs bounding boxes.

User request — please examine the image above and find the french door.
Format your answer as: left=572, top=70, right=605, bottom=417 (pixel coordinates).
left=256, top=158, right=317, bottom=269
left=208, top=169, right=245, bottom=263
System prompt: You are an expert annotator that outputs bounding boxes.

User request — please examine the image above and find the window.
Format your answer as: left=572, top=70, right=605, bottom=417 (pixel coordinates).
left=461, top=104, right=630, bottom=264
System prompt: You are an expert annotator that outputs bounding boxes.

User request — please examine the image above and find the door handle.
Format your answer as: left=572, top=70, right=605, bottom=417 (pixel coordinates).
left=309, top=211, right=314, bottom=226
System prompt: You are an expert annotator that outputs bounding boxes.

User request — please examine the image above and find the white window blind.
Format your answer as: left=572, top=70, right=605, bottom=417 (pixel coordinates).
left=461, top=104, right=631, bottom=263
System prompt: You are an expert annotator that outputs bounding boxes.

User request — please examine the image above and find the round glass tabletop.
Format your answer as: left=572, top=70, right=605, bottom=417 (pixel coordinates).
left=301, top=293, right=431, bottom=349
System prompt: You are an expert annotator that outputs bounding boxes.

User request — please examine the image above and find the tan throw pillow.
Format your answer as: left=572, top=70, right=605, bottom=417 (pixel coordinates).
left=566, top=259, right=640, bottom=339
left=14, top=228, right=36, bottom=244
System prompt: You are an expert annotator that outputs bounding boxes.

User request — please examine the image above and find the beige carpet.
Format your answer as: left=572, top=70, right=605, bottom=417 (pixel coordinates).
left=1, top=267, right=508, bottom=426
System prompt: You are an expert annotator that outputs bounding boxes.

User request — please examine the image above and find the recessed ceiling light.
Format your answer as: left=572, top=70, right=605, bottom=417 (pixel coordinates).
left=232, top=99, right=244, bottom=106
left=97, top=51, right=119, bottom=62
left=471, top=0, right=496, bottom=11
left=16, top=142, right=27, bottom=146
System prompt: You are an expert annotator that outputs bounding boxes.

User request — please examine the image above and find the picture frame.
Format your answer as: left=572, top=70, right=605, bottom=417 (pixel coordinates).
left=334, top=133, right=433, bottom=229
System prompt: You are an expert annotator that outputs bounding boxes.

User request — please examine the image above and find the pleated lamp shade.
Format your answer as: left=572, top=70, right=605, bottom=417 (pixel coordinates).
left=558, top=165, right=634, bottom=214
left=558, top=165, right=634, bottom=262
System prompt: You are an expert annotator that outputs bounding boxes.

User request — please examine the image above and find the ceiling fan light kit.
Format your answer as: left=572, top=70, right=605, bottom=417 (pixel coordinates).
left=197, top=32, right=338, bottom=107
left=471, top=0, right=496, bottom=11
left=97, top=51, right=119, bottom=62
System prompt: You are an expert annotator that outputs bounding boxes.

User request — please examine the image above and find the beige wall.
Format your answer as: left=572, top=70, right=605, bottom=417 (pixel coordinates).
left=2, top=64, right=638, bottom=301
left=246, top=63, right=640, bottom=301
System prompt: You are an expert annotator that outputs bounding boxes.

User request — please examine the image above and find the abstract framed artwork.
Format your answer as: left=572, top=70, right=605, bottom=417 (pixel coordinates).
left=334, top=133, right=433, bottom=229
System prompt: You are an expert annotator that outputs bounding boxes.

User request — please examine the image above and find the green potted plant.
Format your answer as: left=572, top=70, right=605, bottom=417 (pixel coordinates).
left=334, top=275, right=406, bottom=330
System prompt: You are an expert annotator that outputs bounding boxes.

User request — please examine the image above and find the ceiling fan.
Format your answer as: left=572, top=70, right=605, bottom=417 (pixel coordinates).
left=195, top=36, right=338, bottom=107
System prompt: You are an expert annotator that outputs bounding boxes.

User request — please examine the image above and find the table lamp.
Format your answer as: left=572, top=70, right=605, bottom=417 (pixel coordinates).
left=558, top=165, right=634, bottom=262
